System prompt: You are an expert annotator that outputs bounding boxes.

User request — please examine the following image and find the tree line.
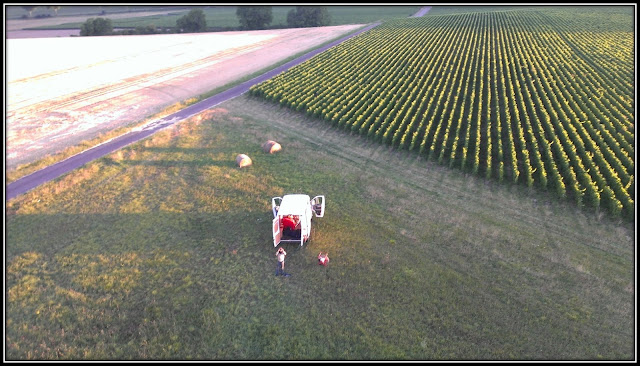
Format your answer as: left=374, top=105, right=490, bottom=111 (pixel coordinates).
left=20, top=5, right=61, bottom=18
left=79, top=6, right=330, bottom=36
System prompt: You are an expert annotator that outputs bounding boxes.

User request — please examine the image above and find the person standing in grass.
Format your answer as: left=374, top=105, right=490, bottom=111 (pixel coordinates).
left=318, top=252, right=329, bottom=266
left=275, top=247, right=287, bottom=276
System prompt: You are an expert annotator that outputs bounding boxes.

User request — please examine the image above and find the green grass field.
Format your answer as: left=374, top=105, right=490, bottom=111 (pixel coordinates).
left=19, top=5, right=421, bottom=31
left=5, top=5, right=190, bottom=19
left=6, top=95, right=634, bottom=360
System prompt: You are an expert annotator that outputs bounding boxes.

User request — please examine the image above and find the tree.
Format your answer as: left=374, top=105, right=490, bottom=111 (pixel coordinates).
left=286, top=6, right=331, bottom=28
left=21, top=6, right=38, bottom=18
left=236, top=6, right=272, bottom=30
left=176, top=8, right=207, bottom=33
left=48, top=6, right=61, bottom=16
left=80, top=17, right=113, bottom=36
left=134, top=25, right=158, bottom=35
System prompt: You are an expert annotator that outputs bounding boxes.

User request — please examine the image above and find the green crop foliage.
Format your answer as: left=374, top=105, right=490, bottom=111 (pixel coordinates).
left=249, top=6, right=634, bottom=221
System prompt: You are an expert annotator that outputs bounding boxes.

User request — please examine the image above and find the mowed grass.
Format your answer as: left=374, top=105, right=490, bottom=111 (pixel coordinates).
left=5, top=96, right=635, bottom=360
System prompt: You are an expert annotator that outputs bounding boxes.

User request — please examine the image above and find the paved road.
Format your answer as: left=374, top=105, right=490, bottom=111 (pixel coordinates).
left=5, top=22, right=381, bottom=201
left=411, top=6, right=432, bottom=17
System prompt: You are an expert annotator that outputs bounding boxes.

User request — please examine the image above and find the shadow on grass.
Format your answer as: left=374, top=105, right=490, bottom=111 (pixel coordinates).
left=6, top=210, right=315, bottom=360
left=104, top=146, right=249, bottom=168
left=6, top=208, right=636, bottom=360
left=140, top=147, right=225, bottom=155
left=119, top=159, right=237, bottom=168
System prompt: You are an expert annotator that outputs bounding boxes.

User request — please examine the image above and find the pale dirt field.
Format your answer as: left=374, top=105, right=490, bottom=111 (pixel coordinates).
left=5, top=20, right=364, bottom=171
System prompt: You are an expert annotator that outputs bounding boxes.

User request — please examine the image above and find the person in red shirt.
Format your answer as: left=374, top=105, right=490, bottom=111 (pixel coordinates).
left=282, top=215, right=299, bottom=238
left=282, top=215, right=297, bottom=231
left=318, top=252, right=329, bottom=266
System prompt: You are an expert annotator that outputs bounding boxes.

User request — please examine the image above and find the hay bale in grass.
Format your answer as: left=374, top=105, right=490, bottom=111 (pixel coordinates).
left=236, top=154, right=252, bottom=168
left=262, top=140, right=282, bottom=154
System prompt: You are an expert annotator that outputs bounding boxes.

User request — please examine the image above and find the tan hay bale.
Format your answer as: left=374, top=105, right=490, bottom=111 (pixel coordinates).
left=262, top=140, right=282, bottom=154
left=236, top=154, right=252, bottom=168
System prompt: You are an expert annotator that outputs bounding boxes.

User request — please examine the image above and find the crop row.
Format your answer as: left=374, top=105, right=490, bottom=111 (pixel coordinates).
left=249, top=9, right=634, bottom=219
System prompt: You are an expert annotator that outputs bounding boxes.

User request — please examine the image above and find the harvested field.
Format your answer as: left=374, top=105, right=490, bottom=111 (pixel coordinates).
left=5, top=23, right=364, bottom=171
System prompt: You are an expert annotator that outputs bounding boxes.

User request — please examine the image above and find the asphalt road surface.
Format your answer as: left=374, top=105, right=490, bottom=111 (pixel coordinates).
left=411, top=6, right=432, bottom=17
left=5, top=22, right=381, bottom=200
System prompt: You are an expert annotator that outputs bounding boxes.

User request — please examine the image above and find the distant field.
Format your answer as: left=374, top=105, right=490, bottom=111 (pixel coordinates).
left=4, top=5, right=191, bottom=19
left=19, top=5, right=421, bottom=30
left=249, top=6, right=635, bottom=221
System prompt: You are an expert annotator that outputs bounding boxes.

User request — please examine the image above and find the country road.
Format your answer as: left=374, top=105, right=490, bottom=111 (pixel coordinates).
left=6, top=6, right=433, bottom=200
left=5, top=22, right=381, bottom=200
left=411, top=6, right=432, bottom=17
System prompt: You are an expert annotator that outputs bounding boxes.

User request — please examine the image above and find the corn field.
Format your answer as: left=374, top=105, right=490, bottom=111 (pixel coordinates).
left=249, top=7, right=634, bottom=219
